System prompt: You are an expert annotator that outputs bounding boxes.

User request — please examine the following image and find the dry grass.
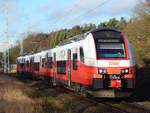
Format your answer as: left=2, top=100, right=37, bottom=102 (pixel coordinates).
left=0, top=76, right=72, bottom=113
left=0, top=75, right=123, bottom=113
left=0, top=76, right=42, bottom=113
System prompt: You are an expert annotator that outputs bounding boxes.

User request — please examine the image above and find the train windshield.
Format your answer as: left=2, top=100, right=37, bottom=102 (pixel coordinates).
left=96, top=43, right=126, bottom=58
left=92, top=30, right=126, bottom=58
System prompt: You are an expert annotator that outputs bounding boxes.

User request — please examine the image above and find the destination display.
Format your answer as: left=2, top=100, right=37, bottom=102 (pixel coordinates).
left=97, top=39, right=121, bottom=43
left=95, top=38, right=123, bottom=44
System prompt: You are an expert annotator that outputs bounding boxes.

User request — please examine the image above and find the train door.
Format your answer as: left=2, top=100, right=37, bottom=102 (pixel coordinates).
left=39, top=56, right=42, bottom=74
left=67, top=49, right=71, bottom=87
left=46, top=53, right=48, bottom=76
left=31, top=57, right=34, bottom=73
left=53, top=52, right=57, bottom=86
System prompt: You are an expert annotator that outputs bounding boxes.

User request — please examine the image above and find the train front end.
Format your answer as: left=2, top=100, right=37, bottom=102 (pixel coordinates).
left=90, top=29, right=136, bottom=97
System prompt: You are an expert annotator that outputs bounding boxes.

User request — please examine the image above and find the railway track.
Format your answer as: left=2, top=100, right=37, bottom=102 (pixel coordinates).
left=1, top=74, right=150, bottom=113
left=64, top=90, right=150, bottom=113
left=68, top=93, right=132, bottom=113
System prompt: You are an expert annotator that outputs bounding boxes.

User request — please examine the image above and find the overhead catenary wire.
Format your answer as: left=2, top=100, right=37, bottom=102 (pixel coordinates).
left=39, top=0, right=111, bottom=31
left=24, top=0, right=112, bottom=49
left=60, top=0, right=111, bottom=29
left=4, top=0, right=111, bottom=54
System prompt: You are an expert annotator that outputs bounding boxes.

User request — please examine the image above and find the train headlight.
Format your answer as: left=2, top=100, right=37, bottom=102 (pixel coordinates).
left=121, top=69, right=125, bottom=74
left=121, top=68, right=129, bottom=74
left=125, top=69, right=129, bottom=73
left=99, top=69, right=103, bottom=73
left=98, top=68, right=107, bottom=74
left=103, top=69, right=107, bottom=74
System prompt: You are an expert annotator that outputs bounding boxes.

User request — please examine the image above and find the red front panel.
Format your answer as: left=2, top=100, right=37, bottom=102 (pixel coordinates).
left=110, top=80, right=122, bottom=88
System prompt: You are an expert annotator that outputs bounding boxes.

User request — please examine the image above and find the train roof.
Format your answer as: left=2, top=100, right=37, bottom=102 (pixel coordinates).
left=58, top=28, right=121, bottom=46
left=17, top=28, right=122, bottom=59
left=91, top=28, right=121, bottom=33
left=58, top=34, right=85, bottom=46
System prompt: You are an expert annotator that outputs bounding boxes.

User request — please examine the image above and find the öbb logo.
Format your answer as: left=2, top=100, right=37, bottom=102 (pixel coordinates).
left=109, top=62, right=119, bottom=66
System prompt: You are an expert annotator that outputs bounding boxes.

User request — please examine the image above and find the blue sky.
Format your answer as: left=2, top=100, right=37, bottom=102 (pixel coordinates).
left=0, top=0, right=138, bottom=51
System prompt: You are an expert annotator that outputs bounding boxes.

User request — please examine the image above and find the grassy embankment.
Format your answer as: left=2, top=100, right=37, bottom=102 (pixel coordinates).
left=0, top=75, right=73, bottom=113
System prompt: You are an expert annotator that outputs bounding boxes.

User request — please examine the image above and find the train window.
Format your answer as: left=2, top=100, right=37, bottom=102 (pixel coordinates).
left=26, top=61, right=29, bottom=67
left=42, top=58, right=45, bottom=67
left=73, top=53, right=78, bottom=70
left=30, top=57, right=34, bottom=63
left=30, top=59, right=33, bottom=64
left=48, top=57, right=53, bottom=69
left=34, top=63, right=39, bottom=71
left=21, top=63, right=24, bottom=68
left=126, top=38, right=135, bottom=59
left=80, top=47, right=84, bottom=63
left=57, top=61, right=66, bottom=74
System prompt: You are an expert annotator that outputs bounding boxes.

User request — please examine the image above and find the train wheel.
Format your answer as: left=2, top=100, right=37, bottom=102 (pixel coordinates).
left=52, top=77, right=57, bottom=87
left=80, top=86, right=88, bottom=97
left=74, top=83, right=80, bottom=93
left=46, top=77, right=54, bottom=87
left=47, top=77, right=57, bottom=87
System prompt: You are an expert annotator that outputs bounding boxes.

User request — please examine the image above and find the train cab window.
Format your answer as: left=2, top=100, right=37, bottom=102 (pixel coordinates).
left=80, top=47, right=84, bottom=63
left=92, top=30, right=126, bottom=58
left=57, top=61, right=66, bottom=74
left=48, top=57, right=53, bottom=69
left=73, top=53, right=78, bottom=70
left=42, top=58, right=45, bottom=67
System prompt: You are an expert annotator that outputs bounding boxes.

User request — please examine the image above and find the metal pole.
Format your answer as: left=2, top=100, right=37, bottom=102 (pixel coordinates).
left=20, top=39, right=23, bottom=55
left=3, top=2, right=10, bottom=73
left=7, top=48, right=10, bottom=73
left=3, top=51, right=6, bottom=73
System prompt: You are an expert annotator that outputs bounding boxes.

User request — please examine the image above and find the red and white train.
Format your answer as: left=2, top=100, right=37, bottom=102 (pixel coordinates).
left=17, top=28, right=136, bottom=97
